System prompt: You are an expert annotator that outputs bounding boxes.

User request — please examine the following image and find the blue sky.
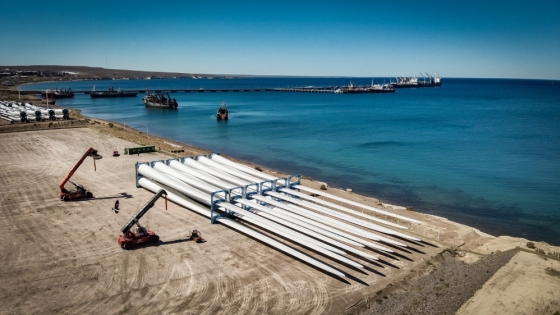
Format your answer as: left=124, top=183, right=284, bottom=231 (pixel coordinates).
left=1, top=0, right=559, bottom=79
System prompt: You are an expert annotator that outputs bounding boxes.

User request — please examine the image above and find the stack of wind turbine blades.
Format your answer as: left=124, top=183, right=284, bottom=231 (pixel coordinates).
left=137, top=177, right=345, bottom=278
left=172, top=157, right=412, bottom=250
left=159, top=162, right=375, bottom=266
left=139, top=164, right=368, bottom=270
left=209, top=154, right=421, bottom=224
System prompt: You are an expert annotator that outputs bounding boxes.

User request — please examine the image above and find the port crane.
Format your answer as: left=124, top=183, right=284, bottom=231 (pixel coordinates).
left=59, top=147, right=102, bottom=201
left=118, top=189, right=167, bottom=249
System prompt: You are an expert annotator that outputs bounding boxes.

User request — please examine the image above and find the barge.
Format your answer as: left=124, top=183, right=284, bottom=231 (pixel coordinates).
left=334, top=81, right=395, bottom=93
left=90, top=86, right=138, bottom=98
left=41, top=88, right=75, bottom=98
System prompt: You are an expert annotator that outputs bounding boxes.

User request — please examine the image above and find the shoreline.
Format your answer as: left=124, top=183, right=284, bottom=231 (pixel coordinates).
left=16, top=106, right=560, bottom=249
left=16, top=78, right=559, bottom=246
left=1, top=90, right=558, bottom=246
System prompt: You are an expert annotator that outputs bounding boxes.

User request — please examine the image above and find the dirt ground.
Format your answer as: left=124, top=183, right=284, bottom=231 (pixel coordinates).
left=457, top=250, right=560, bottom=315
left=0, top=128, right=441, bottom=315
left=1, top=123, right=559, bottom=314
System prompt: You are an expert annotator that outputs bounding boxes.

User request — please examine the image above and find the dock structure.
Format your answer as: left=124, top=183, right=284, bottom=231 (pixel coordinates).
left=7, top=83, right=405, bottom=95
left=274, top=87, right=339, bottom=93
left=275, top=85, right=395, bottom=94
left=12, top=88, right=276, bottom=95
left=10, top=85, right=397, bottom=95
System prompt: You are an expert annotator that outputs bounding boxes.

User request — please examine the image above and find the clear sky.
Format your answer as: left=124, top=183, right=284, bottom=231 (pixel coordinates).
left=1, top=0, right=559, bottom=79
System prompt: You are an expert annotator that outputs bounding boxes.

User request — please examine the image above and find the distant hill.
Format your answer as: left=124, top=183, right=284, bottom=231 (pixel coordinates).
left=0, top=65, right=227, bottom=78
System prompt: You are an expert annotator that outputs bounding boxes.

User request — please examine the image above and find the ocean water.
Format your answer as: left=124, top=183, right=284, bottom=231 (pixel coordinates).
left=22, top=78, right=560, bottom=244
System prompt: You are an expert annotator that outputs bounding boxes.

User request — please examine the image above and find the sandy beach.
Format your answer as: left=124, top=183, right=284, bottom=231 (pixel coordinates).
left=1, top=94, right=559, bottom=314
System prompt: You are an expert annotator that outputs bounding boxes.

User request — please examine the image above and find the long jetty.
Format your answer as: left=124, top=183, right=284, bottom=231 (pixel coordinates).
left=10, top=86, right=396, bottom=95
left=13, top=88, right=274, bottom=94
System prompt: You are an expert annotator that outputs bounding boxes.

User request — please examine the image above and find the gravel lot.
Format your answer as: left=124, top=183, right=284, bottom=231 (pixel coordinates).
left=361, top=250, right=516, bottom=315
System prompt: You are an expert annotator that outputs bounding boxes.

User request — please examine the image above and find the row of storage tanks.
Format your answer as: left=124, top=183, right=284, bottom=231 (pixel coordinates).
left=0, top=101, right=70, bottom=123
left=136, top=154, right=424, bottom=278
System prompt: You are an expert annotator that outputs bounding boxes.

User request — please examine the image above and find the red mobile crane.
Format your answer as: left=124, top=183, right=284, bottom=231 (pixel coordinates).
left=59, top=147, right=102, bottom=201
left=118, top=189, right=167, bottom=249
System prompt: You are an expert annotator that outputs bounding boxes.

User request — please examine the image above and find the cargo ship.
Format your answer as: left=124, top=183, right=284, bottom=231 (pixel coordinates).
left=391, top=73, right=442, bottom=88
left=142, top=92, right=178, bottom=109
left=334, top=81, right=395, bottom=93
left=41, top=88, right=75, bottom=98
left=216, top=102, right=228, bottom=120
left=90, top=86, right=138, bottom=98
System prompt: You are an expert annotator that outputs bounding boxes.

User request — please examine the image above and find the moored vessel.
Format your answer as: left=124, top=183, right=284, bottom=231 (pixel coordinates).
left=334, top=81, right=395, bottom=93
left=41, top=88, right=75, bottom=98
left=391, top=73, right=441, bottom=88
left=90, top=86, right=138, bottom=98
left=142, top=92, right=178, bottom=109
left=216, top=102, right=228, bottom=120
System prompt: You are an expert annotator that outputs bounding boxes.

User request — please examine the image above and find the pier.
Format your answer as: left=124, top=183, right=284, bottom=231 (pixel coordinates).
left=275, top=87, right=339, bottom=93
left=8, top=85, right=397, bottom=95
left=9, top=88, right=275, bottom=95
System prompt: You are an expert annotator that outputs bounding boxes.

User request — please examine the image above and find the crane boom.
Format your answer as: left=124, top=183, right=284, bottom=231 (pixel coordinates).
left=58, top=147, right=101, bottom=193
left=121, top=189, right=167, bottom=234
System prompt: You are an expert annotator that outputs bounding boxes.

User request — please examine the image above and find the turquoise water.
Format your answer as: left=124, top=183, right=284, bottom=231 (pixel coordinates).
left=23, top=78, right=560, bottom=244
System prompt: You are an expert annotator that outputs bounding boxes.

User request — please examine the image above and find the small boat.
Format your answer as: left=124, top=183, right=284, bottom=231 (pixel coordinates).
left=142, top=92, right=178, bottom=109
left=90, top=86, right=137, bottom=98
left=41, top=88, right=75, bottom=98
left=216, top=102, right=228, bottom=120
